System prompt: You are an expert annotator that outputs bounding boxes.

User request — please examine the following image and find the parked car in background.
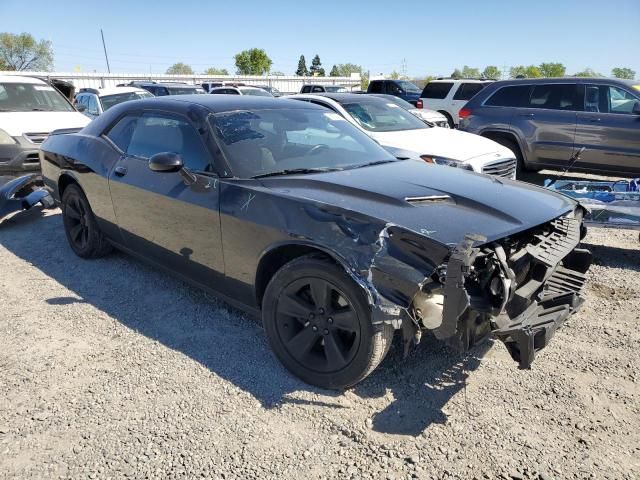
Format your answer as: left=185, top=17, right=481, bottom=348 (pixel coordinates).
left=210, top=86, right=273, bottom=97
left=125, top=81, right=206, bottom=96
left=300, top=84, right=348, bottom=93
left=292, top=93, right=517, bottom=178
left=0, top=75, right=90, bottom=173
left=420, top=79, right=493, bottom=128
left=458, top=78, right=640, bottom=176
left=201, top=82, right=247, bottom=93
left=368, top=94, right=449, bottom=128
left=39, top=94, right=591, bottom=388
left=255, top=85, right=282, bottom=97
left=74, top=87, right=153, bottom=119
left=367, top=79, right=423, bottom=108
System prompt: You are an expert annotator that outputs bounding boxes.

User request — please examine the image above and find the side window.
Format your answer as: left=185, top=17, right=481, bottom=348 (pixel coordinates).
left=155, top=87, right=168, bottom=96
left=105, top=115, right=139, bottom=152
left=485, top=85, right=532, bottom=107
left=586, top=85, right=639, bottom=114
left=453, top=83, right=486, bottom=101
left=528, top=84, right=577, bottom=110
left=386, top=82, right=402, bottom=95
left=126, top=113, right=212, bottom=172
left=301, top=86, right=311, bottom=93
left=87, top=95, right=99, bottom=115
left=311, top=86, right=324, bottom=93
left=420, top=82, right=453, bottom=99
left=369, top=81, right=383, bottom=94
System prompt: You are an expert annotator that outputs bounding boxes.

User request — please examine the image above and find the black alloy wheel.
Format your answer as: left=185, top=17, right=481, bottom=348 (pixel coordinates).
left=61, top=184, right=112, bottom=258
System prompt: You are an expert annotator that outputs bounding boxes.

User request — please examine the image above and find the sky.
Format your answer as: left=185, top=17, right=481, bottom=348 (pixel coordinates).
left=1, top=0, right=639, bottom=78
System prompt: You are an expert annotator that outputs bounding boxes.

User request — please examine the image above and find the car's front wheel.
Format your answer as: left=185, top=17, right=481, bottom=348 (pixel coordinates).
left=262, top=255, right=393, bottom=389
left=61, top=184, right=112, bottom=258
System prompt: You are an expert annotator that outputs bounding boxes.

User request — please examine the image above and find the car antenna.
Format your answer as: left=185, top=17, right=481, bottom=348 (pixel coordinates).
left=545, top=147, right=585, bottom=187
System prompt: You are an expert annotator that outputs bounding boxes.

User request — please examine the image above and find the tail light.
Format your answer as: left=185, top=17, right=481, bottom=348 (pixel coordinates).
left=416, top=99, right=423, bottom=109
left=459, top=107, right=472, bottom=120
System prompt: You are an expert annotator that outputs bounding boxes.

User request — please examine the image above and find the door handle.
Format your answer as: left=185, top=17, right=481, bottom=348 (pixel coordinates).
left=114, top=165, right=127, bottom=177
left=589, top=118, right=601, bottom=122
left=519, top=113, right=535, bottom=117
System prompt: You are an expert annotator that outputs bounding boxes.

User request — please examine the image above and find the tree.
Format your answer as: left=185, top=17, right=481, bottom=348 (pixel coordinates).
left=360, top=71, right=370, bottom=90
left=166, top=62, right=193, bottom=75
left=482, top=66, right=501, bottom=80
left=612, top=67, right=635, bottom=80
left=203, top=67, right=229, bottom=75
left=310, top=54, right=324, bottom=76
left=539, top=62, right=566, bottom=78
left=0, top=32, right=53, bottom=71
left=389, top=70, right=400, bottom=80
left=234, top=48, right=272, bottom=75
left=329, top=65, right=339, bottom=77
left=461, top=65, right=480, bottom=78
left=509, top=65, right=541, bottom=78
left=295, top=55, right=308, bottom=76
left=574, top=68, right=600, bottom=78
left=331, top=63, right=363, bottom=77
left=450, top=68, right=462, bottom=79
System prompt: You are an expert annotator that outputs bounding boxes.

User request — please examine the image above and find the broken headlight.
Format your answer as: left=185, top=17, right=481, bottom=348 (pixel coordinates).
left=420, top=155, right=473, bottom=170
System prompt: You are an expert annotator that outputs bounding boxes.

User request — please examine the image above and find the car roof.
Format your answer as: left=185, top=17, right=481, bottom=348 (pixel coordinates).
left=429, top=78, right=492, bottom=83
left=488, top=77, right=638, bottom=87
left=130, top=95, right=323, bottom=113
left=78, top=87, right=148, bottom=96
left=0, top=75, right=47, bottom=84
left=301, top=92, right=386, bottom=104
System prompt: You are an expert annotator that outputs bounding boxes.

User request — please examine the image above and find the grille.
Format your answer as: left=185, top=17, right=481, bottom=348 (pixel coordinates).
left=23, top=132, right=49, bottom=144
left=435, top=121, right=449, bottom=128
left=24, top=153, right=40, bottom=164
left=526, top=217, right=581, bottom=268
left=482, top=158, right=516, bottom=178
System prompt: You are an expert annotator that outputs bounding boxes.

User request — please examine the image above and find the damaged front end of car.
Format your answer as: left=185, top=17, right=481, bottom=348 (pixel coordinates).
left=358, top=208, right=591, bottom=369
left=0, top=174, right=56, bottom=225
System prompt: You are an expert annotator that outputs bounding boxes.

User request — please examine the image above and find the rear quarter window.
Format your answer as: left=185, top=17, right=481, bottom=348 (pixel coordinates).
left=485, top=85, right=532, bottom=107
left=421, top=82, right=453, bottom=99
left=453, top=83, right=488, bottom=101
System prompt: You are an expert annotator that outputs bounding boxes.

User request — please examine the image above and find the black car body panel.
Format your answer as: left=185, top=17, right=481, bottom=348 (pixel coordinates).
left=40, top=95, right=591, bottom=369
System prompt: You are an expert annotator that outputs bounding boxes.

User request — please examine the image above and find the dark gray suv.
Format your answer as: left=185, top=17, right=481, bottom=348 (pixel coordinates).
left=458, top=78, right=640, bottom=176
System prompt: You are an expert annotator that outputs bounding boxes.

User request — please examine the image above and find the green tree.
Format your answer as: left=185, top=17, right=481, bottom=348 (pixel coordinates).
left=510, top=65, right=541, bottom=78
left=203, top=67, right=229, bottom=75
left=234, top=48, right=272, bottom=75
left=310, top=54, right=324, bottom=76
left=612, top=67, right=635, bottom=79
left=574, top=68, right=601, bottom=78
left=482, top=65, right=501, bottom=80
left=0, top=32, right=53, bottom=71
left=329, top=65, right=339, bottom=76
left=332, top=63, right=363, bottom=77
left=295, top=55, right=308, bottom=76
left=450, top=68, right=462, bottom=79
left=389, top=70, right=400, bottom=80
left=461, top=65, right=480, bottom=78
left=539, top=62, right=566, bottom=77
left=360, top=71, right=370, bottom=90
left=166, top=62, right=193, bottom=75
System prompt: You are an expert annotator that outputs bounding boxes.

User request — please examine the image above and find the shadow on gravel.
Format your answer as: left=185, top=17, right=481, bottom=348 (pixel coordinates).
left=583, top=241, right=640, bottom=272
left=353, top=336, right=491, bottom=436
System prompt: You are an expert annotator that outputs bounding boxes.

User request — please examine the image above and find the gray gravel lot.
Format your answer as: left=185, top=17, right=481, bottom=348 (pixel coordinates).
left=1, top=203, right=639, bottom=479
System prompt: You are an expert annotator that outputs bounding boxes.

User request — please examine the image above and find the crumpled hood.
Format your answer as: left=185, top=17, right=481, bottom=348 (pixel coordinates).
left=0, top=111, right=90, bottom=136
left=371, top=127, right=512, bottom=162
left=260, top=160, right=576, bottom=246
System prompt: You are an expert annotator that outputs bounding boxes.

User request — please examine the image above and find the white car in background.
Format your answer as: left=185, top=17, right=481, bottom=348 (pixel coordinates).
left=291, top=93, right=517, bottom=178
left=0, top=75, right=90, bottom=173
left=367, top=93, right=450, bottom=128
left=209, top=86, right=274, bottom=97
left=74, top=86, right=153, bottom=119
left=419, top=79, right=493, bottom=128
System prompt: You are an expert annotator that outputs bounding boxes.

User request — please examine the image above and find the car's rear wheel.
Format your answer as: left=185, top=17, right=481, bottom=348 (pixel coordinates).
left=61, top=184, right=112, bottom=258
left=262, top=255, right=394, bottom=389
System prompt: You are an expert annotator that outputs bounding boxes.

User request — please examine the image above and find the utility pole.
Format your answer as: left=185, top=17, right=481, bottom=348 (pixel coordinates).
left=100, top=29, right=111, bottom=73
left=401, top=58, right=407, bottom=78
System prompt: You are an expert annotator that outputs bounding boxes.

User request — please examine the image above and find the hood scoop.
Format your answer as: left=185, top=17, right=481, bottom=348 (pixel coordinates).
left=405, top=194, right=453, bottom=206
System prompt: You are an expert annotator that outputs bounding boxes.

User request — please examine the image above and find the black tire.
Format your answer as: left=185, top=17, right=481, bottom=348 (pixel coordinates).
left=61, top=184, right=112, bottom=258
left=439, top=111, right=455, bottom=129
left=262, top=255, right=394, bottom=389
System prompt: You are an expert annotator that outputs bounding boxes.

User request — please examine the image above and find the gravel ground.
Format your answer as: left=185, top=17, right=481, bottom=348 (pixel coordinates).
left=1, top=202, right=639, bottom=479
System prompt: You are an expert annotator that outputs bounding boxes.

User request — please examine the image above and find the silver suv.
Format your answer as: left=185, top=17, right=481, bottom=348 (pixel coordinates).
left=459, top=78, right=640, bottom=176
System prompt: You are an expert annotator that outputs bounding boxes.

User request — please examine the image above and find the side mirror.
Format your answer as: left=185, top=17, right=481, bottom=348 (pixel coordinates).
left=149, top=152, right=183, bottom=172
left=633, top=101, right=640, bottom=115
left=76, top=104, right=86, bottom=112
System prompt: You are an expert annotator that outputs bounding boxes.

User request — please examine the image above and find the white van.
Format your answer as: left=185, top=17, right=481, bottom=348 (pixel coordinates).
left=0, top=75, right=90, bottom=173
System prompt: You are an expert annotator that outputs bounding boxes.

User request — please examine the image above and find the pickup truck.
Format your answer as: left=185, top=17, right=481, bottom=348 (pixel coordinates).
left=367, top=79, right=423, bottom=108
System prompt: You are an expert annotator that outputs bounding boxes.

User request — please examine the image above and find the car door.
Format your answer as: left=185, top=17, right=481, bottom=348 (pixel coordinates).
left=106, top=110, right=225, bottom=287
left=512, top=83, right=578, bottom=168
left=575, top=83, right=640, bottom=174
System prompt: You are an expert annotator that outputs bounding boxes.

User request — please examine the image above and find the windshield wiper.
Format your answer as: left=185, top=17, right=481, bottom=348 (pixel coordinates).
left=252, top=167, right=341, bottom=179
left=347, top=159, right=401, bottom=170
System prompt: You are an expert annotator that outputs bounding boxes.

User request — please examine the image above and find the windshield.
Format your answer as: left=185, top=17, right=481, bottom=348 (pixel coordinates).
left=376, top=94, right=414, bottom=110
left=209, top=108, right=397, bottom=178
left=240, top=88, right=273, bottom=97
left=342, top=100, right=427, bottom=132
left=100, top=91, right=153, bottom=111
left=325, top=86, right=348, bottom=93
left=396, top=81, right=421, bottom=93
left=0, top=82, right=74, bottom=112
left=167, top=87, right=206, bottom=95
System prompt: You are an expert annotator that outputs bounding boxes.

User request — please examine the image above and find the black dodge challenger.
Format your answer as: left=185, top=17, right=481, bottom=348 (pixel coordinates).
left=39, top=95, right=592, bottom=389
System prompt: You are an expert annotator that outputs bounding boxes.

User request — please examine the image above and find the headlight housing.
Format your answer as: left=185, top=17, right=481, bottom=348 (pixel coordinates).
left=0, top=129, right=16, bottom=145
left=420, top=155, right=473, bottom=170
